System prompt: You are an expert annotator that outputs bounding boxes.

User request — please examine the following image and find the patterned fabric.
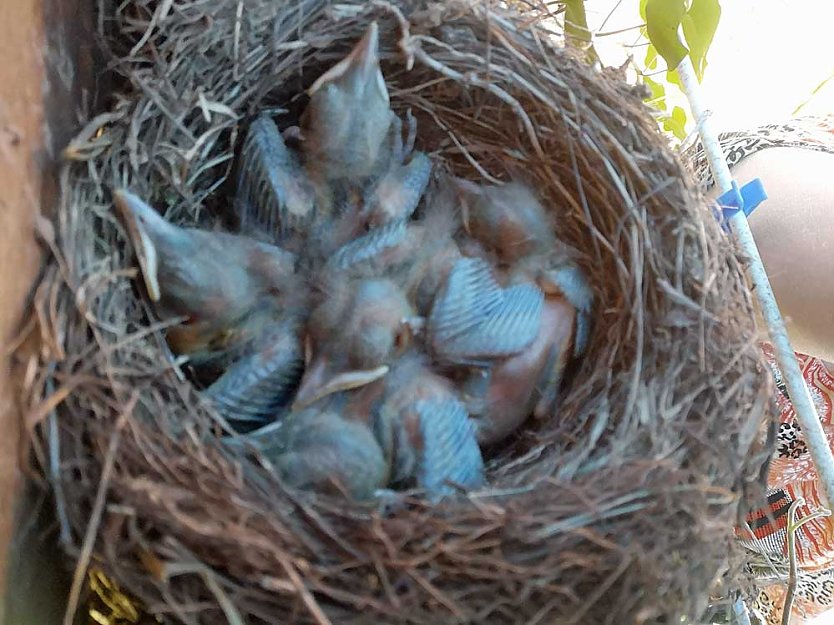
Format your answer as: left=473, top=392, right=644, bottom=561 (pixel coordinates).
left=738, top=346, right=834, bottom=624
left=682, top=114, right=834, bottom=190
left=684, top=115, right=834, bottom=624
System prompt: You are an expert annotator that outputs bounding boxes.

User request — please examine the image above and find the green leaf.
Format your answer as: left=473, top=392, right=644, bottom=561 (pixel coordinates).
left=681, top=0, right=721, bottom=81
left=564, top=0, right=591, bottom=43
left=563, top=0, right=600, bottom=64
left=666, top=68, right=683, bottom=89
left=660, top=105, right=689, bottom=140
left=643, top=76, right=667, bottom=110
left=644, top=43, right=658, bottom=70
left=644, top=0, right=688, bottom=71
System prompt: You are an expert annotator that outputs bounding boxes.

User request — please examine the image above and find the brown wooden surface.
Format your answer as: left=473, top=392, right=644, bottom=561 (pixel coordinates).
left=0, top=0, right=49, bottom=604
left=0, top=0, right=94, bottom=621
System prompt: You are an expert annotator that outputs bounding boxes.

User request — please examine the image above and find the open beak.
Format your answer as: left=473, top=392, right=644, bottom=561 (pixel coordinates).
left=113, top=188, right=164, bottom=302
left=308, top=21, right=382, bottom=96
left=292, top=355, right=388, bottom=410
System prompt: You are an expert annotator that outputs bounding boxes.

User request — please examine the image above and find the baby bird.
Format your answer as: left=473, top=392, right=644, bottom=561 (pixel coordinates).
left=435, top=178, right=595, bottom=441
left=113, top=189, right=306, bottom=430
left=292, top=277, right=416, bottom=410
left=300, top=22, right=396, bottom=210
left=367, top=355, right=485, bottom=499
left=454, top=177, right=594, bottom=356
left=461, top=295, right=577, bottom=445
left=238, top=407, right=389, bottom=500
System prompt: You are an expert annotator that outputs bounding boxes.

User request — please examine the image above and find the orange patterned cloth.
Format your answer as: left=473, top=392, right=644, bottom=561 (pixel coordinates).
left=683, top=114, right=834, bottom=623
left=739, top=345, right=834, bottom=624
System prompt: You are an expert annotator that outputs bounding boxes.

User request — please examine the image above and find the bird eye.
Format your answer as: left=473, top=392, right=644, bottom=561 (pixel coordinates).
left=394, top=323, right=412, bottom=353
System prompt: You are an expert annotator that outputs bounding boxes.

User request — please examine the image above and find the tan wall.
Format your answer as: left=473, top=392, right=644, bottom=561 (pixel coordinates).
left=0, top=0, right=94, bottom=621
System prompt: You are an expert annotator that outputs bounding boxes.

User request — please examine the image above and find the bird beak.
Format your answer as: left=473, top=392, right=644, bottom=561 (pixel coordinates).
left=308, top=21, right=382, bottom=96
left=351, top=21, right=381, bottom=79
left=292, top=355, right=389, bottom=410
left=113, top=188, right=164, bottom=302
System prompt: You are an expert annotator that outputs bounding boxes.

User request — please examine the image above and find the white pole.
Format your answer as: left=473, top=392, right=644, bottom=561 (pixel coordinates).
left=676, top=55, right=834, bottom=508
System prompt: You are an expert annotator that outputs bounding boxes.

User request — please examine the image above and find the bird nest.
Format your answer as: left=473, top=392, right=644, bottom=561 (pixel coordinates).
left=21, top=0, right=776, bottom=623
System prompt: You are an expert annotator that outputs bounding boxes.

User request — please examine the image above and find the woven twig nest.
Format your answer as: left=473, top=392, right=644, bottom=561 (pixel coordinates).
left=22, top=1, right=776, bottom=623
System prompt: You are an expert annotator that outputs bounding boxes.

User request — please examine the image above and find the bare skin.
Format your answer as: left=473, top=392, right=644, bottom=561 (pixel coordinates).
left=707, top=147, right=834, bottom=367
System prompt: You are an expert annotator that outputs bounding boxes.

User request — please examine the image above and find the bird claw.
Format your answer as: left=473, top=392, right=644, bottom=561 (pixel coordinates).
left=373, top=488, right=410, bottom=515
left=387, top=108, right=418, bottom=165
left=400, top=315, right=425, bottom=335
left=281, top=125, right=304, bottom=143
left=460, top=368, right=491, bottom=416
left=389, top=113, right=405, bottom=164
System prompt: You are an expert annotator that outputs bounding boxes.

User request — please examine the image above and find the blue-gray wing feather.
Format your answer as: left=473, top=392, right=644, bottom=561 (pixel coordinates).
left=415, top=398, right=484, bottom=499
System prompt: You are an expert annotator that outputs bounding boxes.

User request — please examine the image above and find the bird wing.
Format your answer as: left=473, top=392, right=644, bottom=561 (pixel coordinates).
left=447, top=282, right=543, bottom=360
left=429, top=257, right=542, bottom=363
left=363, top=151, right=432, bottom=226
left=326, top=219, right=408, bottom=272
left=203, top=320, right=304, bottom=431
left=235, top=114, right=314, bottom=241
left=414, top=398, right=484, bottom=499
left=428, top=256, right=503, bottom=346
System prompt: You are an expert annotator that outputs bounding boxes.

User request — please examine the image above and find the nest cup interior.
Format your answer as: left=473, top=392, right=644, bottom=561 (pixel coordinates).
left=26, top=1, right=776, bottom=623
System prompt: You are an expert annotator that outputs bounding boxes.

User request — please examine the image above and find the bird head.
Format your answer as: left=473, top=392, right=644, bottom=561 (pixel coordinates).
left=300, top=22, right=394, bottom=180
left=113, top=188, right=301, bottom=357
left=292, top=278, right=418, bottom=409
left=113, top=188, right=182, bottom=305
left=455, top=179, right=556, bottom=263
left=307, top=21, right=388, bottom=109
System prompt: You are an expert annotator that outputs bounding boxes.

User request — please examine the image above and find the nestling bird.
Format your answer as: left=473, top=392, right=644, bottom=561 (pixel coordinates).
left=454, top=177, right=594, bottom=356
left=234, top=114, right=315, bottom=252
left=292, top=277, right=416, bottom=410
left=426, top=178, right=594, bottom=442
left=240, top=407, right=389, bottom=500
left=113, top=189, right=306, bottom=430
left=299, top=21, right=397, bottom=213
left=425, top=255, right=553, bottom=445
left=461, top=295, right=577, bottom=445
left=426, top=254, right=581, bottom=445
left=366, top=355, right=485, bottom=499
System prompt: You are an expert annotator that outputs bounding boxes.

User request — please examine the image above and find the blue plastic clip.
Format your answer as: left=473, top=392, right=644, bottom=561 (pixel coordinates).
left=712, top=178, right=768, bottom=231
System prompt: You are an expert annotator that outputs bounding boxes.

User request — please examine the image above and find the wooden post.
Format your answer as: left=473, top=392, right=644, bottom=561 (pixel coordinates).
left=0, top=0, right=95, bottom=621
